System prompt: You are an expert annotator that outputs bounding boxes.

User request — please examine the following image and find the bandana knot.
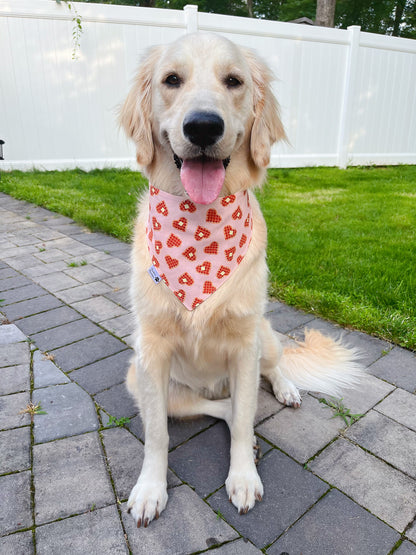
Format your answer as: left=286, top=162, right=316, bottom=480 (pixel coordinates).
left=146, top=186, right=253, bottom=310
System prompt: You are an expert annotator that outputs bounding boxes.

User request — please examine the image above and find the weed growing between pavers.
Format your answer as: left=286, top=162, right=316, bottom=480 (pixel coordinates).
left=319, top=397, right=363, bottom=426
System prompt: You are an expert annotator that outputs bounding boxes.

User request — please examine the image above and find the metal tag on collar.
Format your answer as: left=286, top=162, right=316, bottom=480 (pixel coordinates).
left=148, top=265, right=162, bottom=285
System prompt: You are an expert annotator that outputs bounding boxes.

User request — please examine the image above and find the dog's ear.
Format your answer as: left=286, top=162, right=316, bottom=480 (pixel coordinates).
left=244, top=49, right=286, bottom=168
left=119, top=46, right=162, bottom=167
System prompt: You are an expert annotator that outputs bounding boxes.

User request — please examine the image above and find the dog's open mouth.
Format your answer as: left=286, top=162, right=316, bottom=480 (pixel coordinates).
left=174, top=154, right=230, bottom=205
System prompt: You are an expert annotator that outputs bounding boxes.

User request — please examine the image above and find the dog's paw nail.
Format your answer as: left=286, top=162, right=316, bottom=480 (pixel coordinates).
left=155, top=510, right=160, bottom=520
left=256, top=493, right=262, bottom=501
left=127, top=507, right=131, bottom=514
left=137, top=518, right=142, bottom=528
left=144, top=518, right=149, bottom=528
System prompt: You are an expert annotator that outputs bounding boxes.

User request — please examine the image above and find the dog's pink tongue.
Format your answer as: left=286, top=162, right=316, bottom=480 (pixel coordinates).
left=180, top=158, right=225, bottom=205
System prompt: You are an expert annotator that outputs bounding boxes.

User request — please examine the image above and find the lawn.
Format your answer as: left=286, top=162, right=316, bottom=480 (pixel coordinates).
left=1, top=166, right=415, bottom=350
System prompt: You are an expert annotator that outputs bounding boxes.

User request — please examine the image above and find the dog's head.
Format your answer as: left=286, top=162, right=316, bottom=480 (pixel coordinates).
left=120, top=33, right=286, bottom=203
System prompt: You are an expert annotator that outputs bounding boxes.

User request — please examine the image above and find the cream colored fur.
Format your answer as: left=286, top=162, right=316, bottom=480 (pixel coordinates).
left=120, top=32, right=363, bottom=528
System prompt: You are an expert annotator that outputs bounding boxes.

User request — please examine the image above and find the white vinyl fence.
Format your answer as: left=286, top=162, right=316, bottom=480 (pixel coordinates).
left=0, top=0, right=415, bottom=171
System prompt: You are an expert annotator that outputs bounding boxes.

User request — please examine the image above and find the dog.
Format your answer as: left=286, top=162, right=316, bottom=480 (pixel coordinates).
left=120, top=32, right=363, bottom=528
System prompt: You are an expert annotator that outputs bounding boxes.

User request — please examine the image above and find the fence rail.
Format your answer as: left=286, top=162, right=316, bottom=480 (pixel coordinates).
left=1, top=0, right=415, bottom=171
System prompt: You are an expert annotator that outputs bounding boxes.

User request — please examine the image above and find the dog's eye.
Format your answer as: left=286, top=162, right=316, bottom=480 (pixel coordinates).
left=164, top=74, right=181, bottom=87
left=225, top=75, right=243, bottom=88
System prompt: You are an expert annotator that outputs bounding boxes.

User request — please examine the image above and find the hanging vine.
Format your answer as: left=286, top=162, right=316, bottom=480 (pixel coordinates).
left=56, top=0, right=83, bottom=59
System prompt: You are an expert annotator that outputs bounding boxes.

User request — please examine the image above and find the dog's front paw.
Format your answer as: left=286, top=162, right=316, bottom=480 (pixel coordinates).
left=127, top=480, right=168, bottom=527
left=225, top=468, right=263, bottom=514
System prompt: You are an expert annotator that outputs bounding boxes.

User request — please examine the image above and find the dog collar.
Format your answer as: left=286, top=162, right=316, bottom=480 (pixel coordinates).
left=146, top=186, right=253, bottom=310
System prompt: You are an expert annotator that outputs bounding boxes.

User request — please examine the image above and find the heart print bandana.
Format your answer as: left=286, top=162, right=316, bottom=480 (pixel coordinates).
left=146, top=186, right=253, bottom=310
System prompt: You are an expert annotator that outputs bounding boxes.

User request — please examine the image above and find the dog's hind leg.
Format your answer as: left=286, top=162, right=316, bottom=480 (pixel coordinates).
left=259, top=317, right=302, bottom=407
left=167, top=381, right=233, bottom=426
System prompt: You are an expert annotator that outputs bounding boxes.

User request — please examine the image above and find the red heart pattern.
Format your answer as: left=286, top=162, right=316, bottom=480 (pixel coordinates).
left=165, top=255, right=179, bottom=269
left=156, top=201, right=169, bottom=217
left=167, top=233, right=181, bottom=247
left=204, top=241, right=218, bottom=255
left=178, top=272, right=194, bottom=286
left=173, top=217, right=187, bottom=232
left=196, top=261, right=211, bottom=275
left=206, top=209, right=221, bottom=223
left=147, top=186, right=252, bottom=310
left=224, top=225, right=237, bottom=240
left=203, top=281, right=216, bottom=294
left=195, top=226, right=210, bottom=241
left=180, top=200, right=196, bottom=213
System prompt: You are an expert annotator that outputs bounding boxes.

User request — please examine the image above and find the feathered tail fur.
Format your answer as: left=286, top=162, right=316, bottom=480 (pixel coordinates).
left=279, top=329, right=364, bottom=397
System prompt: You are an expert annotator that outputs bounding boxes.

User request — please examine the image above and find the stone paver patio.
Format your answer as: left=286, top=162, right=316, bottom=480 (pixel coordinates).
left=1, top=192, right=416, bottom=554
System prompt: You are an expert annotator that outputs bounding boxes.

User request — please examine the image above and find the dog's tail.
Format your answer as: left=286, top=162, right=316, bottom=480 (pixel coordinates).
left=279, top=329, right=364, bottom=397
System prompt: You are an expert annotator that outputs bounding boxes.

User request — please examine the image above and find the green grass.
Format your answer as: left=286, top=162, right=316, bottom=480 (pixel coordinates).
left=1, top=166, right=415, bottom=349
left=0, top=168, right=147, bottom=241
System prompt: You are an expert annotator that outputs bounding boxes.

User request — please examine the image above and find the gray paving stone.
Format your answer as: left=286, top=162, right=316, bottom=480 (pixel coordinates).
left=254, top=383, right=284, bottom=425
left=407, top=520, right=416, bottom=543
left=0, top=530, right=34, bottom=554
left=101, top=427, right=180, bottom=501
left=346, top=330, right=393, bottom=367
left=64, top=264, right=111, bottom=283
left=0, top=472, right=32, bottom=534
left=0, top=323, right=27, bottom=344
left=266, top=301, right=315, bottom=333
left=16, top=305, right=82, bottom=335
left=33, top=350, right=70, bottom=388
left=127, top=413, right=219, bottom=451
left=31, top=318, right=101, bottom=351
left=32, top=228, right=65, bottom=241
left=103, top=288, right=131, bottom=309
left=1, top=244, right=38, bottom=259
left=0, top=266, right=17, bottom=279
left=94, top=382, right=138, bottom=420
left=0, top=391, right=31, bottom=430
left=309, top=438, right=416, bottom=532
left=71, top=231, right=116, bottom=247
left=122, top=485, right=237, bottom=554
left=0, top=341, right=30, bottom=367
left=32, top=382, right=99, bottom=443
left=33, top=271, right=81, bottom=292
left=33, top=432, right=114, bottom=524
left=22, top=260, right=68, bottom=277
left=208, top=449, right=328, bottom=548
left=72, top=296, right=128, bottom=322
left=52, top=332, right=127, bottom=372
left=70, top=349, right=132, bottom=395
left=91, top=256, right=131, bottom=275
left=34, top=248, right=68, bottom=263
left=100, top=313, right=135, bottom=338
left=0, top=427, right=31, bottom=474
left=269, top=488, right=400, bottom=555
left=2, top=294, right=63, bottom=320
left=0, top=273, right=32, bottom=291
left=54, top=280, right=113, bottom=303
left=0, top=283, right=47, bottom=305
left=169, top=421, right=230, bottom=497
left=0, top=364, right=30, bottom=394
left=346, top=410, right=416, bottom=478
left=36, top=504, right=128, bottom=555
left=256, top=394, right=345, bottom=463
left=397, top=542, right=416, bottom=555
left=208, top=539, right=262, bottom=554
left=368, top=346, right=416, bottom=392
left=102, top=273, right=131, bottom=290
left=314, top=373, right=395, bottom=415
left=375, top=388, right=416, bottom=431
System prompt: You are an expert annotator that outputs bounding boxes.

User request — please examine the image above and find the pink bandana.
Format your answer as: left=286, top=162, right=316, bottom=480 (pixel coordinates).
left=146, top=186, right=253, bottom=310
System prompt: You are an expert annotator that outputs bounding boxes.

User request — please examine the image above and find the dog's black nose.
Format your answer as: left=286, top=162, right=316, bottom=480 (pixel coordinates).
left=183, top=111, right=224, bottom=148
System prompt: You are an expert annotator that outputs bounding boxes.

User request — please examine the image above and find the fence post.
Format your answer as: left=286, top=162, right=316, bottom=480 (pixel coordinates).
left=337, top=25, right=361, bottom=169
left=184, top=5, right=198, bottom=33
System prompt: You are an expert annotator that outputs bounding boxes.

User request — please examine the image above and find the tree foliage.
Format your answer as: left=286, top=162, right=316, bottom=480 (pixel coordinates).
left=77, top=0, right=416, bottom=37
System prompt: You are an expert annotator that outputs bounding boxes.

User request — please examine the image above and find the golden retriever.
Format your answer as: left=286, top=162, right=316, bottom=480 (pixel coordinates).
left=120, top=32, right=363, bottom=528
